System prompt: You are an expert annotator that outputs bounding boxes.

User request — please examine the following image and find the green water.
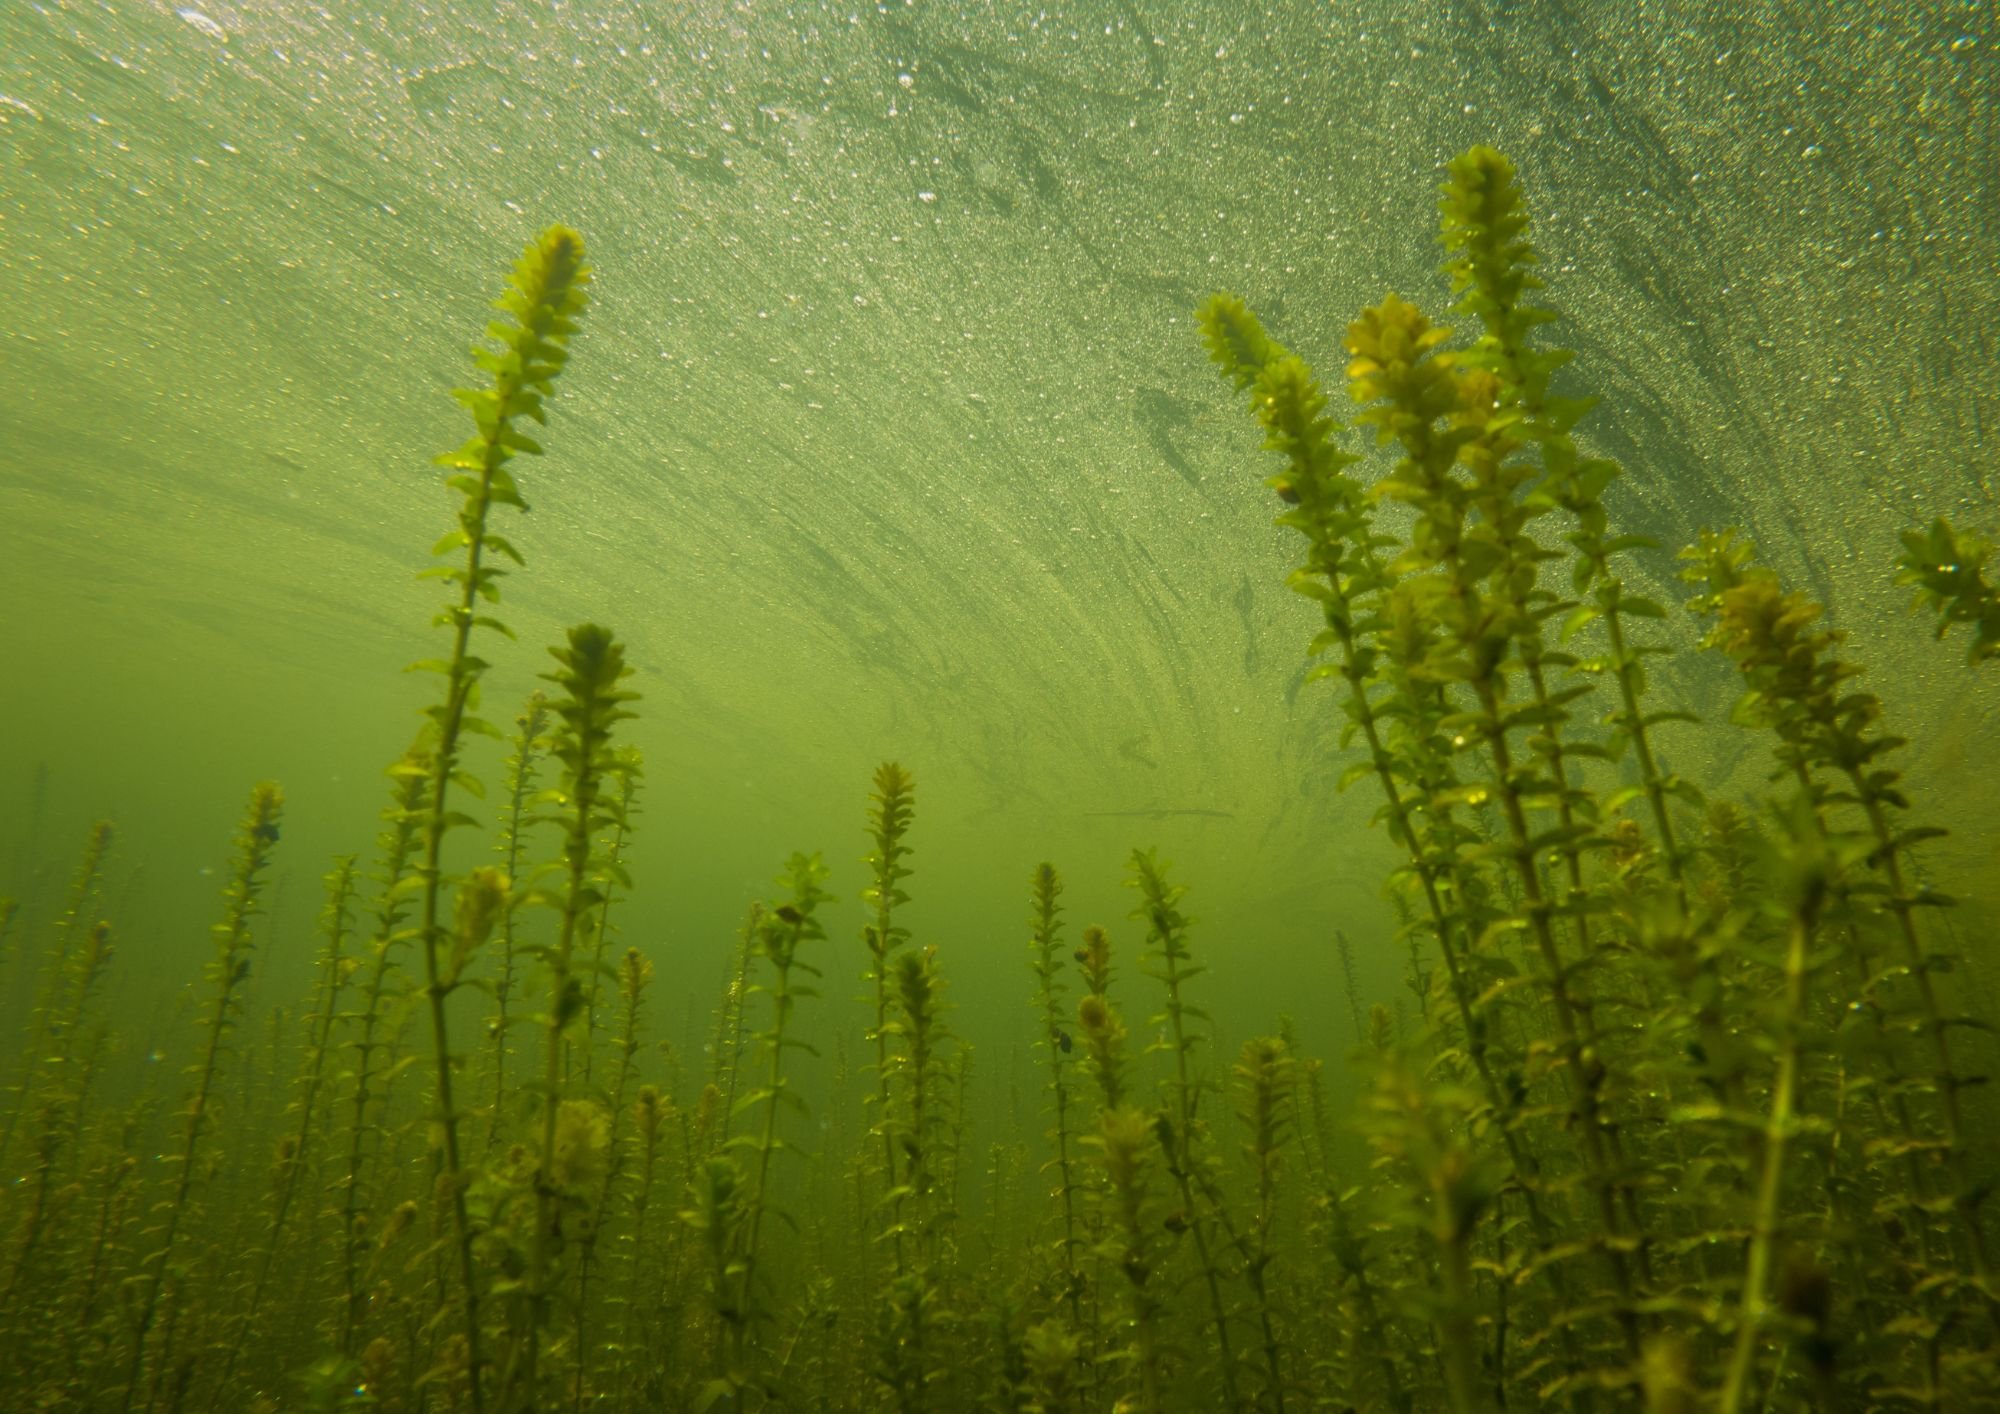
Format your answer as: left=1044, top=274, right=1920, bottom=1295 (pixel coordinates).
left=2, top=1, right=1996, bottom=1410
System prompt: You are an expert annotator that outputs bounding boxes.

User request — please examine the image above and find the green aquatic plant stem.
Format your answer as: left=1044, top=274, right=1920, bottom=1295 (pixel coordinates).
left=414, top=224, right=588, bottom=1410
left=1127, top=849, right=1243, bottom=1412
left=1315, top=1175, right=1410, bottom=1413
left=338, top=745, right=429, bottom=1359
left=862, top=762, right=916, bottom=1268
left=64, top=1146, right=138, bottom=1396
left=0, top=916, right=112, bottom=1358
left=220, top=856, right=358, bottom=1398
left=1347, top=292, right=1645, bottom=1346
left=1441, top=145, right=1695, bottom=893
left=576, top=946, right=652, bottom=1413
left=123, top=782, right=282, bottom=1414
left=1028, top=863, right=1083, bottom=1334
left=1195, top=292, right=1591, bottom=1367
left=1233, top=1038, right=1292, bottom=1414
left=580, top=748, right=642, bottom=1089
left=0, top=820, right=112, bottom=1168
left=886, top=944, right=947, bottom=1412
left=729, top=853, right=832, bottom=1402
left=1685, top=530, right=2000, bottom=1333
left=488, top=691, right=550, bottom=1149
left=1074, top=925, right=1124, bottom=1112
left=618, top=1083, right=669, bottom=1394
left=1090, top=1106, right=1165, bottom=1414
left=33, top=910, right=116, bottom=1176
left=1441, top=154, right=1719, bottom=1239
left=1720, top=817, right=1827, bottom=1414
left=713, top=902, right=762, bottom=1143
left=513, top=623, right=637, bottom=1406
left=895, top=949, right=944, bottom=1265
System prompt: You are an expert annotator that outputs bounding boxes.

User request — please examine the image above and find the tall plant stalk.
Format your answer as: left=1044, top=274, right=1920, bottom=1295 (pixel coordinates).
left=507, top=623, right=637, bottom=1408
left=1028, top=863, right=1083, bottom=1336
left=122, top=783, right=282, bottom=1413
left=487, top=691, right=549, bottom=1150
left=412, top=224, right=590, bottom=1410
left=219, top=856, right=358, bottom=1398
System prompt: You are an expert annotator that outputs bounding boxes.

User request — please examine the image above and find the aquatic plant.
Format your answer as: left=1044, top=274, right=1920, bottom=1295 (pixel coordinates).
left=1683, top=528, right=2000, bottom=1338
left=487, top=691, right=551, bottom=1150
left=616, top=1080, right=672, bottom=1395
left=1086, top=1104, right=1165, bottom=1414
left=122, top=782, right=282, bottom=1412
left=862, top=762, right=917, bottom=1249
left=1128, top=848, right=1243, bottom=1409
left=1231, top=1036, right=1294, bottom=1414
left=1073, top=926, right=1126, bottom=1114
left=414, top=224, right=590, bottom=1411
left=703, top=851, right=831, bottom=1410
left=503, top=622, right=638, bottom=1408
left=7, top=141, right=1999, bottom=1414
left=0, top=913, right=113, bottom=1391
left=1197, top=141, right=2000, bottom=1410
left=1898, top=516, right=2000, bottom=664
left=0, top=820, right=113, bottom=1168
left=574, top=946, right=654, bottom=1408
left=219, top=855, right=358, bottom=1399
left=337, top=743, right=431, bottom=1360
left=1027, top=863, right=1084, bottom=1338
left=710, top=902, right=763, bottom=1144
left=579, top=747, right=644, bottom=1088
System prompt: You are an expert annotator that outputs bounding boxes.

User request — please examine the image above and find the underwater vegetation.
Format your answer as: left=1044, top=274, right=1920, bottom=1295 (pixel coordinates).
left=1, top=147, right=1995, bottom=1414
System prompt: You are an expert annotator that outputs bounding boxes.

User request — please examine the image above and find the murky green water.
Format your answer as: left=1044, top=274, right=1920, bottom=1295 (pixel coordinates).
left=2, top=2, right=1995, bottom=1410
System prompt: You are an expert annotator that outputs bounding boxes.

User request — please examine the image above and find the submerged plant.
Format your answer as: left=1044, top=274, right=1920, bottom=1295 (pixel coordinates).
left=487, top=691, right=551, bottom=1150
left=337, top=742, right=431, bottom=1361
left=1027, top=863, right=1084, bottom=1338
left=706, top=852, right=831, bottom=1410
left=504, top=622, right=638, bottom=1408
left=862, top=762, right=917, bottom=1254
left=122, top=782, right=283, bottom=1412
left=1128, top=849, right=1242, bottom=1410
left=412, top=223, right=590, bottom=1410
left=1197, top=141, right=2000, bottom=1410
left=1897, top=516, right=1999, bottom=664
left=10, top=136, right=2000, bottom=1414
left=220, top=855, right=359, bottom=1399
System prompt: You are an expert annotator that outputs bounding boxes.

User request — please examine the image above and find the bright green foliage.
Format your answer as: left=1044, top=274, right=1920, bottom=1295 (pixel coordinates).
left=1897, top=516, right=2000, bottom=664
left=1682, top=528, right=2000, bottom=1339
left=432, top=224, right=593, bottom=530
left=12, top=157, right=2000, bottom=1414
left=413, top=226, right=591, bottom=1414
left=1198, top=146, right=1999, bottom=1409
